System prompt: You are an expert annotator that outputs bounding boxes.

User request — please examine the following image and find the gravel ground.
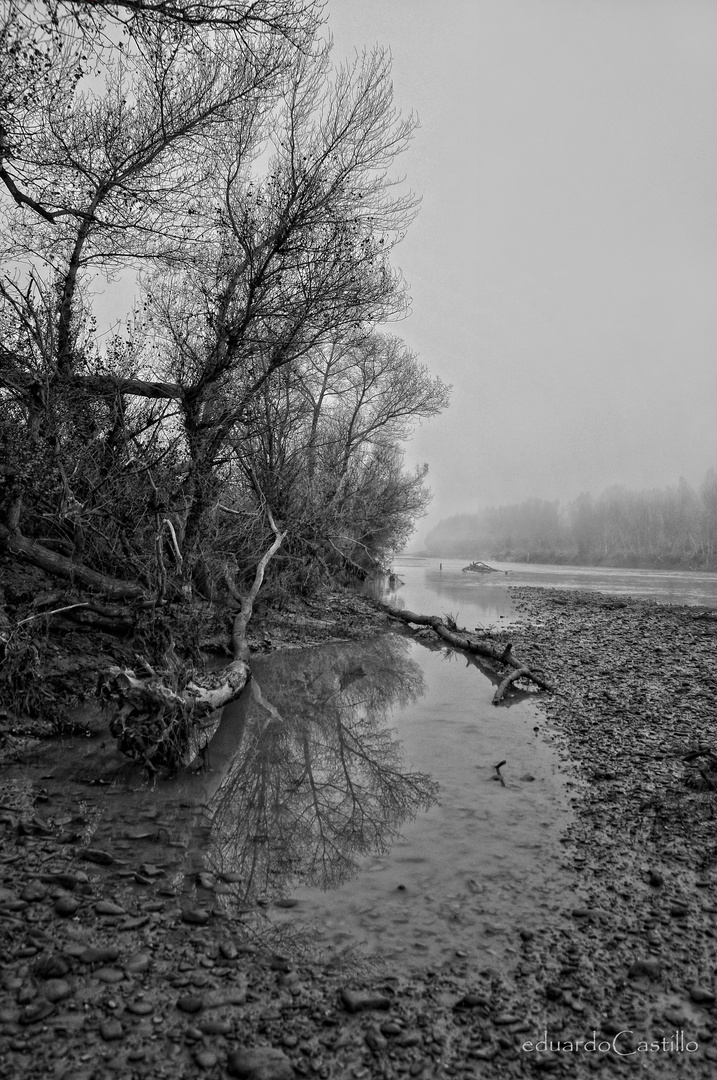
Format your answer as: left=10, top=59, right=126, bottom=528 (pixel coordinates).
left=1, top=585, right=717, bottom=1078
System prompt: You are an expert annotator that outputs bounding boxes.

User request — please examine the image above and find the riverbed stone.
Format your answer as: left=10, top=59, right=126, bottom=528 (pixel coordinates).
left=195, top=1049, right=219, bottom=1069
left=43, top=978, right=72, bottom=1002
left=628, top=958, right=662, bottom=981
left=177, top=995, right=204, bottom=1014
left=340, top=988, right=391, bottom=1013
left=54, top=895, right=79, bottom=917
left=99, top=1019, right=124, bottom=1041
left=95, top=900, right=126, bottom=916
left=227, top=1046, right=294, bottom=1080
left=181, top=907, right=210, bottom=926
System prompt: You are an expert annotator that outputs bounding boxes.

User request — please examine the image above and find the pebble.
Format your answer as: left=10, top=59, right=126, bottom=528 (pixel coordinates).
left=365, top=1026, right=387, bottom=1052
left=627, top=958, right=661, bottom=980
left=690, top=985, right=716, bottom=1005
left=181, top=907, right=210, bottom=926
left=81, top=849, right=117, bottom=866
left=94, top=967, right=124, bottom=984
left=227, top=1046, right=295, bottom=1080
left=453, top=993, right=490, bottom=1010
left=34, top=954, right=70, bottom=979
left=19, top=999, right=55, bottom=1025
left=99, top=1019, right=124, bottom=1041
left=40, top=873, right=79, bottom=891
left=195, top=1049, right=219, bottom=1069
left=43, top=978, right=72, bottom=1003
left=125, top=953, right=151, bottom=974
left=126, top=1000, right=154, bottom=1016
left=199, top=1019, right=233, bottom=1035
left=79, top=946, right=120, bottom=965
left=177, top=995, right=204, bottom=1014
left=95, top=900, right=126, bottom=916
left=54, top=896, right=80, bottom=917
left=340, top=989, right=391, bottom=1013
left=20, top=881, right=48, bottom=903
left=119, top=915, right=150, bottom=931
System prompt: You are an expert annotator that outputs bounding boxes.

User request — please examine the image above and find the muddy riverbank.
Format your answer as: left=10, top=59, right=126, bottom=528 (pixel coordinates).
left=1, top=587, right=717, bottom=1077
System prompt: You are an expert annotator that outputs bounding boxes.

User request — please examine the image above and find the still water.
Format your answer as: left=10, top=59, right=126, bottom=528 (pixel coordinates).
left=18, top=560, right=715, bottom=973
left=185, top=558, right=579, bottom=971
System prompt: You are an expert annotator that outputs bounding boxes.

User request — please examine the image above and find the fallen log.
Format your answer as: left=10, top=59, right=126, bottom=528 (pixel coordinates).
left=98, top=660, right=250, bottom=775
left=383, top=606, right=551, bottom=703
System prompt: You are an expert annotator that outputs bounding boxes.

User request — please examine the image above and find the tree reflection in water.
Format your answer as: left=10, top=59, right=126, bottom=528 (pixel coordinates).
left=196, top=635, right=437, bottom=903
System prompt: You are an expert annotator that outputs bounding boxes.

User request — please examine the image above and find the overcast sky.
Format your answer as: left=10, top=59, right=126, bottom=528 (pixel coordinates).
left=325, top=0, right=717, bottom=545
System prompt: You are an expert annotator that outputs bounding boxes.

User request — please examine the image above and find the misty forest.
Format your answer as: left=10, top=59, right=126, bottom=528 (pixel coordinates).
left=0, top=2, right=449, bottom=690
left=426, top=473, right=717, bottom=568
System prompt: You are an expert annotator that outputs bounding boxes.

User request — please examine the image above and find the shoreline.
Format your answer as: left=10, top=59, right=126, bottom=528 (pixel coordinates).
left=1, top=587, right=717, bottom=1077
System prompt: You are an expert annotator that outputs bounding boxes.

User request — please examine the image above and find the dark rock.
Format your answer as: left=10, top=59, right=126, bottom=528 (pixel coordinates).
left=365, top=1025, right=388, bottom=1052
left=99, top=1019, right=124, bottom=1041
left=95, top=900, right=126, bottom=916
left=94, top=966, right=124, bottom=984
left=181, top=907, right=210, bottom=926
left=340, top=988, right=391, bottom=1013
left=195, top=1049, right=219, bottom=1069
left=669, top=905, right=689, bottom=919
left=43, top=978, right=72, bottom=1003
left=19, top=999, right=55, bottom=1025
left=177, top=995, right=204, bottom=1014
left=20, top=881, right=48, bottom=903
left=80, top=849, right=117, bottom=866
left=199, top=1019, right=233, bottom=1035
left=34, top=954, right=70, bottom=979
left=119, top=915, right=151, bottom=933
left=227, top=1046, right=294, bottom=1080
left=124, top=953, right=151, bottom=974
left=126, top=1000, right=154, bottom=1016
left=54, top=896, right=80, bottom=917
left=78, top=946, right=120, bottom=965
left=453, top=993, right=490, bottom=1010
left=628, top=959, right=661, bottom=980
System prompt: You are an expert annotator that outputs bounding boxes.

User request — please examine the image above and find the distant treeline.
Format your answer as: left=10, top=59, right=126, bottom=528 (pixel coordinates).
left=424, top=471, right=717, bottom=569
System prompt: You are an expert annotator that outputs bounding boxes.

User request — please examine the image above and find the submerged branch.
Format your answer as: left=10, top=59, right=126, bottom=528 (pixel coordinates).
left=383, top=605, right=552, bottom=702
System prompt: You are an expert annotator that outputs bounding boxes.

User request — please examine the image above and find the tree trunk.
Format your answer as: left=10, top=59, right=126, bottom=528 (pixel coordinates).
left=0, top=525, right=149, bottom=601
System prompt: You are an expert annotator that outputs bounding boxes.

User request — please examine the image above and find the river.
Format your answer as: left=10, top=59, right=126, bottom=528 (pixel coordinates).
left=11, top=559, right=717, bottom=975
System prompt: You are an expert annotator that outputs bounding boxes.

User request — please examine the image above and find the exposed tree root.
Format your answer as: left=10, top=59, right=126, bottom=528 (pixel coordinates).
left=98, top=660, right=250, bottom=775
left=99, top=508, right=285, bottom=774
left=383, top=605, right=551, bottom=703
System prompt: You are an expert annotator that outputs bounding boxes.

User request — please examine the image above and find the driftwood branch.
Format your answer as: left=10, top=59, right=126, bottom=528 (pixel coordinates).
left=492, top=667, right=531, bottom=705
left=232, top=505, right=286, bottom=661
left=384, top=605, right=551, bottom=703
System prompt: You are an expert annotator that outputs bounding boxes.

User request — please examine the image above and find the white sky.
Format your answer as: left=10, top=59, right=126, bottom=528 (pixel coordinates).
left=325, top=0, right=717, bottom=543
